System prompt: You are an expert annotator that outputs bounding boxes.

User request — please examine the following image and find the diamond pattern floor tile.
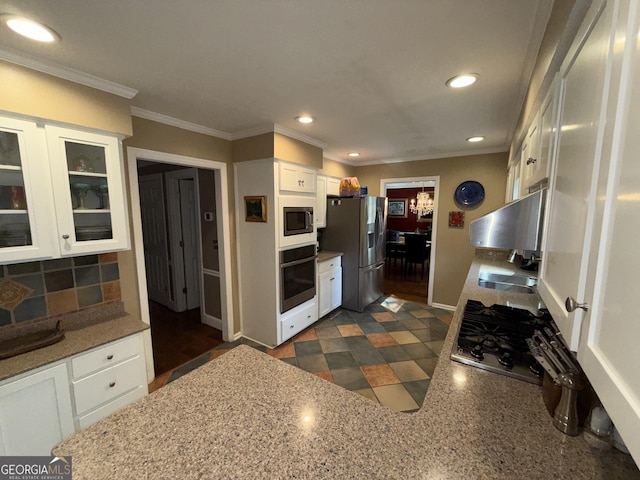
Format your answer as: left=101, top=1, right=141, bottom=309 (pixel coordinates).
left=155, top=296, right=451, bottom=413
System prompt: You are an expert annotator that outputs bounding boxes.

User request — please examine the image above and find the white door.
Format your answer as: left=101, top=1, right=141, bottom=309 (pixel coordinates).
left=538, top=0, right=615, bottom=350
left=139, top=173, right=173, bottom=309
left=577, top=0, right=640, bottom=462
left=179, top=178, right=201, bottom=310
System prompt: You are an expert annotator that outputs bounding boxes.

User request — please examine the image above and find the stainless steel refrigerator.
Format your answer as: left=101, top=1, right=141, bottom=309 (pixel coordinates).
left=322, top=196, right=387, bottom=312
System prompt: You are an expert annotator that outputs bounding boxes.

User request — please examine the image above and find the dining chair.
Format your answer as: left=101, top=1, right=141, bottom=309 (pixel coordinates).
left=404, top=233, right=430, bottom=280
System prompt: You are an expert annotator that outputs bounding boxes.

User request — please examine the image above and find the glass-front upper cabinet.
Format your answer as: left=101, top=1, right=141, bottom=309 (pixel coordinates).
left=0, top=118, right=56, bottom=263
left=45, top=125, right=129, bottom=256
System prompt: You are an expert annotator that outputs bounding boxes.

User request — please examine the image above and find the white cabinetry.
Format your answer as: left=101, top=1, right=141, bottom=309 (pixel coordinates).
left=316, top=176, right=327, bottom=228
left=280, top=298, right=318, bottom=342
left=46, top=125, right=130, bottom=256
left=326, top=177, right=340, bottom=196
left=0, top=363, right=74, bottom=455
left=235, top=159, right=319, bottom=347
left=539, top=0, right=640, bottom=463
left=279, top=161, right=316, bottom=194
left=71, top=334, right=147, bottom=429
left=0, top=114, right=130, bottom=263
left=519, top=115, right=540, bottom=194
left=318, top=256, right=342, bottom=317
left=0, top=333, right=146, bottom=455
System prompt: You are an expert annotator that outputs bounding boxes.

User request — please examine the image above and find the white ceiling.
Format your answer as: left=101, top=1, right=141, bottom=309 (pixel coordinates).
left=0, top=0, right=552, bottom=165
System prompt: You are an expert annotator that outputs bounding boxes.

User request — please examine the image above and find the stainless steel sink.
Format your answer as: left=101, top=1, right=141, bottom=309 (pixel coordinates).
left=477, top=272, right=538, bottom=294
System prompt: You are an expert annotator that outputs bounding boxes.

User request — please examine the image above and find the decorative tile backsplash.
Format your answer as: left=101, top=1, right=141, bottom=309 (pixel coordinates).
left=0, top=253, right=121, bottom=328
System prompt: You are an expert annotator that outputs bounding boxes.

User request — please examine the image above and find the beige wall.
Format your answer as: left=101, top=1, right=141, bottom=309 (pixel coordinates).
left=232, top=133, right=274, bottom=162
left=319, top=158, right=357, bottom=178
left=355, top=152, right=508, bottom=307
left=274, top=133, right=323, bottom=168
left=232, top=132, right=323, bottom=169
left=0, top=61, right=132, bottom=136
left=121, top=116, right=241, bottom=333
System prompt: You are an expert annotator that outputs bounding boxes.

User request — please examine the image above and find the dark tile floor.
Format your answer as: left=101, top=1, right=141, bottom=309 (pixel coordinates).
left=150, top=295, right=452, bottom=412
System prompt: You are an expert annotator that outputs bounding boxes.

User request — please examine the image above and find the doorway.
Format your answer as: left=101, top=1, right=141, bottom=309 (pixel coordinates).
left=380, top=176, right=440, bottom=305
left=127, top=147, right=235, bottom=379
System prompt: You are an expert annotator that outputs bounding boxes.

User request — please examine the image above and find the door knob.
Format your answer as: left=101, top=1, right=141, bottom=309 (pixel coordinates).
left=565, top=297, right=590, bottom=313
left=62, top=234, right=69, bottom=240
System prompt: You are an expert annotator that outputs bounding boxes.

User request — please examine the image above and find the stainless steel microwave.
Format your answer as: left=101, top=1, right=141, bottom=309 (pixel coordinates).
left=283, top=206, right=314, bottom=236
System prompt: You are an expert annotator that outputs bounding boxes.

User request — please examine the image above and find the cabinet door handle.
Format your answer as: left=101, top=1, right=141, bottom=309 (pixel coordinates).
left=107, top=354, right=114, bottom=360
left=330, top=278, right=335, bottom=281
left=290, top=325, right=294, bottom=329
left=62, top=234, right=70, bottom=240
left=526, top=157, right=537, bottom=165
left=109, top=381, right=116, bottom=388
left=565, top=297, right=590, bottom=312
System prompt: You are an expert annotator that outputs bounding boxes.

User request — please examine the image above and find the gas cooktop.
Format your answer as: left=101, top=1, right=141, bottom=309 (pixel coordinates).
left=450, top=300, right=553, bottom=384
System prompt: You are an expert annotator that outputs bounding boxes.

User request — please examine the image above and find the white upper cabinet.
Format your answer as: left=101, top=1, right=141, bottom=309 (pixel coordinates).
left=46, top=125, right=129, bottom=256
left=326, top=177, right=340, bottom=196
left=316, top=175, right=327, bottom=228
left=574, top=0, right=640, bottom=463
left=0, top=117, right=57, bottom=263
left=519, top=114, right=540, bottom=194
left=530, top=79, right=560, bottom=188
left=539, top=0, right=640, bottom=462
left=539, top=0, right=614, bottom=351
left=0, top=114, right=130, bottom=263
left=279, top=161, right=316, bottom=194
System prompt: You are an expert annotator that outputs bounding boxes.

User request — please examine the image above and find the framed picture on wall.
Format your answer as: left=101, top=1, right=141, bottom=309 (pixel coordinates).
left=245, top=195, right=267, bottom=222
left=388, top=199, right=408, bottom=218
left=449, top=211, right=465, bottom=228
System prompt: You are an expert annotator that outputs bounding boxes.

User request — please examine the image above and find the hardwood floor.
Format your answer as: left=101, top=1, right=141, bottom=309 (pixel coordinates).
left=149, top=301, right=224, bottom=376
left=383, top=257, right=429, bottom=303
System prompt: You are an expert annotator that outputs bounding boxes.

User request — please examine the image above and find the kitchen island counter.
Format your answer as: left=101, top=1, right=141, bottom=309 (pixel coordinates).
left=54, top=251, right=639, bottom=479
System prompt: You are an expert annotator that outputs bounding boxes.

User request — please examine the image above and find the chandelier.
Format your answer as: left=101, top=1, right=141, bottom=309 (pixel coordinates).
left=409, top=184, right=434, bottom=216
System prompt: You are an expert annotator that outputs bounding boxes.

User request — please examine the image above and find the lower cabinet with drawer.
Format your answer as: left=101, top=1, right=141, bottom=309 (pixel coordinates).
left=318, top=256, right=342, bottom=318
left=71, top=335, right=147, bottom=430
left=0, top=332, right=147, bottom=455
left=279, top=298, right=318, bottom=343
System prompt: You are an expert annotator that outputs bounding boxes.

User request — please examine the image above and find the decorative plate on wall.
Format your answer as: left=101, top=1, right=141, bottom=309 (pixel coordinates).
left=454, top=181, right=485, bottom=208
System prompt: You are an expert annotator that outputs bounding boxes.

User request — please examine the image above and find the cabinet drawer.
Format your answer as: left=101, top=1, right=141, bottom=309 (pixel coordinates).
left=280, top=300, right=318, bottom=342
left=317, top=256, right=341, bottom=274
left=77, top=385, right=146, bottom=430
left=72, top=335, right=141, bottom=379
left=73, top=355, right=146, bottom=415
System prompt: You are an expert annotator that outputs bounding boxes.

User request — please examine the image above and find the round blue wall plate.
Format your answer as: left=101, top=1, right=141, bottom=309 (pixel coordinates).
left=454, top=181, right=485, bottom=207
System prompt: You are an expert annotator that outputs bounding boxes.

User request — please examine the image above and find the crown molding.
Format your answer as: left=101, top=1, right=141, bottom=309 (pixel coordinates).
left=273, top=124, right=326, bottom=149
left=333, top=146, right=508, bottom=166
left=131, top=107, right=232, bottom=140
left=0, top=46, right=138, bottom=99
left=230, top=124, right=275, bottom=140
left=231, top=123, right=326, bottom=149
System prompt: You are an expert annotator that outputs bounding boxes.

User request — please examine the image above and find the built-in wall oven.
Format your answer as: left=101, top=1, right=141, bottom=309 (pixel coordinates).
left=280, top=244, right=316, bottom=313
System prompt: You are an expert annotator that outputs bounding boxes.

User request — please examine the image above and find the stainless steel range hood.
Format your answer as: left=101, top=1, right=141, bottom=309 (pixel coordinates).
left=469, top=189, right=547, bottom=251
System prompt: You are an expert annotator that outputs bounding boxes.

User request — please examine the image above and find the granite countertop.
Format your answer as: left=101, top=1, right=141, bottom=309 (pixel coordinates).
left=54, top=250, right=639, bottom=479
left=317, top=250, right=343, bottom=262
left=0, top=307, right=149, bottom=382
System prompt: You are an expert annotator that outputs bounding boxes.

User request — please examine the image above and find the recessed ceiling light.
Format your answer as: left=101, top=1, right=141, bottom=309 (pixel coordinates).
left=296, top=115, right=315, bottom=124
left=446, top=74, right=479, bottom=88
left=467, top=136, right=485, bottom=143
left=4, top=16, right=59, bottom=43
left=348, top=152, right=360, bottom=157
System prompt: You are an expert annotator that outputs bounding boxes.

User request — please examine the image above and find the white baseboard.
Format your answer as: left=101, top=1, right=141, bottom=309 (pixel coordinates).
left=232, top=331, right=244, bottom=341
left=430, top=302, right=456, bottom=311
left=201, top=314, right=222, bottom=331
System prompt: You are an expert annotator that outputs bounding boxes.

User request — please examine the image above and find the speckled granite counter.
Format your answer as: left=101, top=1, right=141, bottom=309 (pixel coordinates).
left=0, top=309, right=149, bottom=382
left=54, top=251, right=639, bottom=479
left=317, top=250, right=343, bottom=262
